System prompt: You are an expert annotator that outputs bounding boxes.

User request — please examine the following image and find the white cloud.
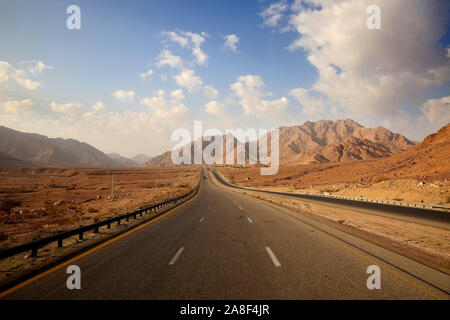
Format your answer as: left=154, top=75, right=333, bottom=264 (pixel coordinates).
left=420, top=96, right=450, bottom=126
left=155, top=89, right=166, bottom=97
left=13, top=76, right=41, bottom=90
left=231, top=75, right=289, bottom=120
left=93, top=101, right=106, bottom=112
left=0, top=60, right=52, bottom=91
left=260, top=1, right=288, bottom=28
left=203, top=85, right=219, bottom=100
left=140, top=91, right=189, bottom=119
left=174, top=69, right=218, bottom=99
left=174, top=69, right=203, bottom=92
left=284, top=0, right=449, bottom=117
left=192, top=46, right=208, bottom=65
left=224, top=34, right=239, bottom=52
left=50, top=101, right=82, bottom=116
left=2, top=99, right=35, bottom=114
left=25, top=60, right=53, bottom=76
left=290, top=88, right=328, bottom=115
left=204, top=101, right=225, bottom=117
left=113, top=90, right=135, bottom=102
left=140, top=68, right=153, bottom=80
left=161, top=31, right=189, bottom=47
left=162, top=30, right=209, bottom=66
left=0, top=62, right=11, bottom=83
left=170, top=89, right=185, bottom=101
left=156, top=50, right=183, bottom=69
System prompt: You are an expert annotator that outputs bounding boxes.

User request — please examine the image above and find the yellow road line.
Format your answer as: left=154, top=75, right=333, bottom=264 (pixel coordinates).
left=0, top=190, right=199, bottom=299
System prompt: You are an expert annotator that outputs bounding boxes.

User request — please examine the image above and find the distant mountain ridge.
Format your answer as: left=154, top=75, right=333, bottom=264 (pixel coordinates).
left=277, top=119, right=415, bottom=165
left=106, top=153, right=139, bottom=167
left=0, top=126, right=138, bottom=168
left=145, top=119, right=416, bottom=167
left=132, top=154, right=152, bottom=165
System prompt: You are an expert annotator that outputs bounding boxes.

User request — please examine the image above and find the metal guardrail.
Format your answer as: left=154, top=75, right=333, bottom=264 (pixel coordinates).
left=210, top=169, right=450, bottom=212
left=0, top=181, right=200, bottom=260
left=288, top=192, right=450, bottom=211
left=210, top=169, right=450, bottom=221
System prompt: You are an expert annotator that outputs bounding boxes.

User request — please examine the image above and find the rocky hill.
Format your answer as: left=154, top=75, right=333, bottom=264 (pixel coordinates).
left=145, top=119, right=415, bottom=167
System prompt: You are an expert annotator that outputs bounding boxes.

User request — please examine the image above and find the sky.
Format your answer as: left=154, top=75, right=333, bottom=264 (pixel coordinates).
left=0, top=0, right=449, bottom=158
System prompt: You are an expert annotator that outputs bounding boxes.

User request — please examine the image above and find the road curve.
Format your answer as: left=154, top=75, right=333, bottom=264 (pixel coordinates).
left=2, top=172, right=448, bottom=300
left=211, top=170, right=450, bottom=229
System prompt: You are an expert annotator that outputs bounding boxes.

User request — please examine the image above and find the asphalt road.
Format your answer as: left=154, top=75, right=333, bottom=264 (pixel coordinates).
left=3, top=172, right=448, bottom=299
left=211, top=170, right=450, bottom=229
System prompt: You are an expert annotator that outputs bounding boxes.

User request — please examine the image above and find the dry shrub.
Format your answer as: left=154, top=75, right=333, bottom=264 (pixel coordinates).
left=0, top=231, right=9, bottom=241
left=88, top=207, right=100, bottom=213
left=0, top=199, right=22, bottom=221
left=372, top=175, right=389, bottom=183
left=53, top=215, right=78, bottom=226
left=0, top=199, right=21, bottom=214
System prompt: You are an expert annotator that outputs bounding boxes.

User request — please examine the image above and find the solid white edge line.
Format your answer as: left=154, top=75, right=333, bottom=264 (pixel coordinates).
left=265, top=246, right=281, bottom=267
left=168, top=247, right=185, bottom=265
left=247, top=217, right=253, bottom=223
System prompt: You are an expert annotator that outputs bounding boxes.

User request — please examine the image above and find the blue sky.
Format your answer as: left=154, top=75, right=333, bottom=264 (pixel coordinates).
left=0, top=0, right=449, bottom=157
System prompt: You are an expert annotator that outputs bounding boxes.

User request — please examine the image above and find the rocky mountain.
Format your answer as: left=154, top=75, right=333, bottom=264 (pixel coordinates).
left=106, top=153, right=139, bottom=167
left=132, top=153, right=152, bottom=165
left=0, top=126, right=135, bottom=168
left=278, top=119, right=415, bottom=165
left=373, top=122, right=450, bottom=180
left=145, top=119, right=416, bottom=167
left=0, top=150, right=37, bottom=168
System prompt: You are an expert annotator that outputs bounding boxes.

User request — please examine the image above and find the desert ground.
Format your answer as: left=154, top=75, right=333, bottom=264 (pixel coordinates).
left=0, top=167, right=199, bottom=248
left=216, top=162, right=450, bottom=205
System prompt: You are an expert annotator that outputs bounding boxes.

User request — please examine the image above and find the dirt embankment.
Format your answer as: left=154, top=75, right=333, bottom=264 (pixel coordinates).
left=216, top=160, right=449, bottom=205
left=0, top=167, right=199, bottom=248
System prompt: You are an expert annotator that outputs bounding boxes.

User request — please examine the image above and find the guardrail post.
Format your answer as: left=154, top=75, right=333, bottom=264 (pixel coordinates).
left=79, top=232, right=83, bottom=240
left=126, top=216, right=129, bottom=222
left=118, top=219, right=121, bottom=225
left=94, top=227, right=99, bottom=233
left=31, top=247, right=38, bottom=257
left=58, top=239, right=63, bottom=248
left=133, top=214, right=136, bottom=219
left=107, top=223, right=111, bottom=229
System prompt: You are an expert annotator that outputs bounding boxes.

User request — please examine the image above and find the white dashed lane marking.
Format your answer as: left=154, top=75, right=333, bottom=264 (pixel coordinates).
left=265, top=247, right=281, bottom=267
left=168, top=247, right=185, bottom=265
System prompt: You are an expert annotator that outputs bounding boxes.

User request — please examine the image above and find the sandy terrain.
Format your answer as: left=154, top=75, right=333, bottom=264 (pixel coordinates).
left=216, top=163, right=450, bottom=205
left=249, top=179, right=450, bottom=206
left=0, top=167, right=199, bottom=248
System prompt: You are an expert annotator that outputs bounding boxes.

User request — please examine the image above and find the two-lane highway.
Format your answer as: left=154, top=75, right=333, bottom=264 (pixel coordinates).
left=2, top=172, right=447, bottom=299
